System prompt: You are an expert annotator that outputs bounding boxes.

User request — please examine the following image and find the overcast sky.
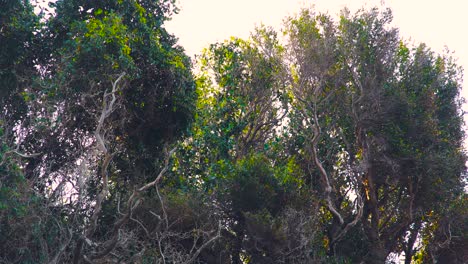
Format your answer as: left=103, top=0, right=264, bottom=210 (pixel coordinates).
left=166, top=0, right=468, bottom=107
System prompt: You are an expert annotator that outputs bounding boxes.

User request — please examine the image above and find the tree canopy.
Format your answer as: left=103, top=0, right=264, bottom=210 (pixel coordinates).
left=0, top=1, right=466, bottom=263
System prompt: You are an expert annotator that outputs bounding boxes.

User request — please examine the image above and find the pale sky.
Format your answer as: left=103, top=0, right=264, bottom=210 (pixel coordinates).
left=166, top=0, right=468, bottom=109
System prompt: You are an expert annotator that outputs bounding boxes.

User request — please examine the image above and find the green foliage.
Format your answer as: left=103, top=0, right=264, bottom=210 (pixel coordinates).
left=17, top=0, right=197, bottom=181
left=283, top=6, right=465, bottom=263
left=218, top=154, right=283, bottom=214
left=0, top=0, right=38, bottom=100
left=0, top=0, right=39, bottom=128
left=0, top=130, right=65, bottom=263
left=0, top=2, right=465, bottom=263
left=72, top=12, right=133, bottom=70
left=415, top=194, right=467, bottom=263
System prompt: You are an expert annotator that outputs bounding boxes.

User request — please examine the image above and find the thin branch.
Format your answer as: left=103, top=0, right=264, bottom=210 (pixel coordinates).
left=138, top=147, right=176, bottom=193
left=7, top=150, right=41, bottom=158
left=89, top=147, right=175, bottom=261
left=49, top=227, right=73, bottom=264
left=95, top=72, right=126, bottom=153
left=183, top=221, right=222, bottom=264
left=310, top=101, right=344, bottom=225
left=332, top=190, right=364, bottom=243
left=73, top=72, right=126, bottom=263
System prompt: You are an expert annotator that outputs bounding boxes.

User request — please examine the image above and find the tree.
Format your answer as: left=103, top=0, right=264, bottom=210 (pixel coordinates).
left=173, top=29, right=332, bottom=263
left=416, top=193, right=467, bottom=263
left=0, top=2, right=465, bottom=263
left=284, top=7, right=465, bottom=263
left=1, top=0, right=210, bottom=262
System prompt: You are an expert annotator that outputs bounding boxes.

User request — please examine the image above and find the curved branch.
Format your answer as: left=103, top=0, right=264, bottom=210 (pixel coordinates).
left=310, top=103, right=344, bottom=225
left=73, top=72, right=126, bottom=263
left=183, top=221, right=222, bottom=264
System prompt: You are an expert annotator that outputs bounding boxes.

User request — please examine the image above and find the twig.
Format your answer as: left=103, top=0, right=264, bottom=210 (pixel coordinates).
left=183, top=221, right=222, bottom=264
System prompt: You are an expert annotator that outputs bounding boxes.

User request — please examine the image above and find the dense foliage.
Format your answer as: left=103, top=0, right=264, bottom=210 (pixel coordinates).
left=0, top=1, right=466, bottom=263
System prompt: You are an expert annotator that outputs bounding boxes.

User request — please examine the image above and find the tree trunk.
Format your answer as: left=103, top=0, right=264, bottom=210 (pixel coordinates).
left=364, top=242, right=388, bottom=264
left=231, top=213, right=244, bottom=264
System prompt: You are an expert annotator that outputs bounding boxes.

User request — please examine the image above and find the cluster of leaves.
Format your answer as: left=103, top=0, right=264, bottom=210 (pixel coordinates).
left=1, top=0, right=202, bottom=263
left=282, top=8, right=466, bottom=263
left=0, top=1, right=466, bottom=263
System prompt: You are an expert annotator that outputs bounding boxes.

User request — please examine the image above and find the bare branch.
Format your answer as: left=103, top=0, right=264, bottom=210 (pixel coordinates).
left=95, top=72, right=126, bottom=153
left=73, top=72, right=126, bottom=263
left=183, top=221, right=222, bottom=264
left=88, top=147, right=175, bottom=261
left=309, top=100, right=344, bottom=225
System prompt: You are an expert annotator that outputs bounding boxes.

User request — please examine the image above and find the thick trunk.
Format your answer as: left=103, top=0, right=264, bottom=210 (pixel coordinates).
left=362, top=226, right=388, bottom=263
left=404, top=254, right=412, bottom=264
left=363, top=165, right=388, bottom=263
left=364, top=246, right=388, bottom=264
